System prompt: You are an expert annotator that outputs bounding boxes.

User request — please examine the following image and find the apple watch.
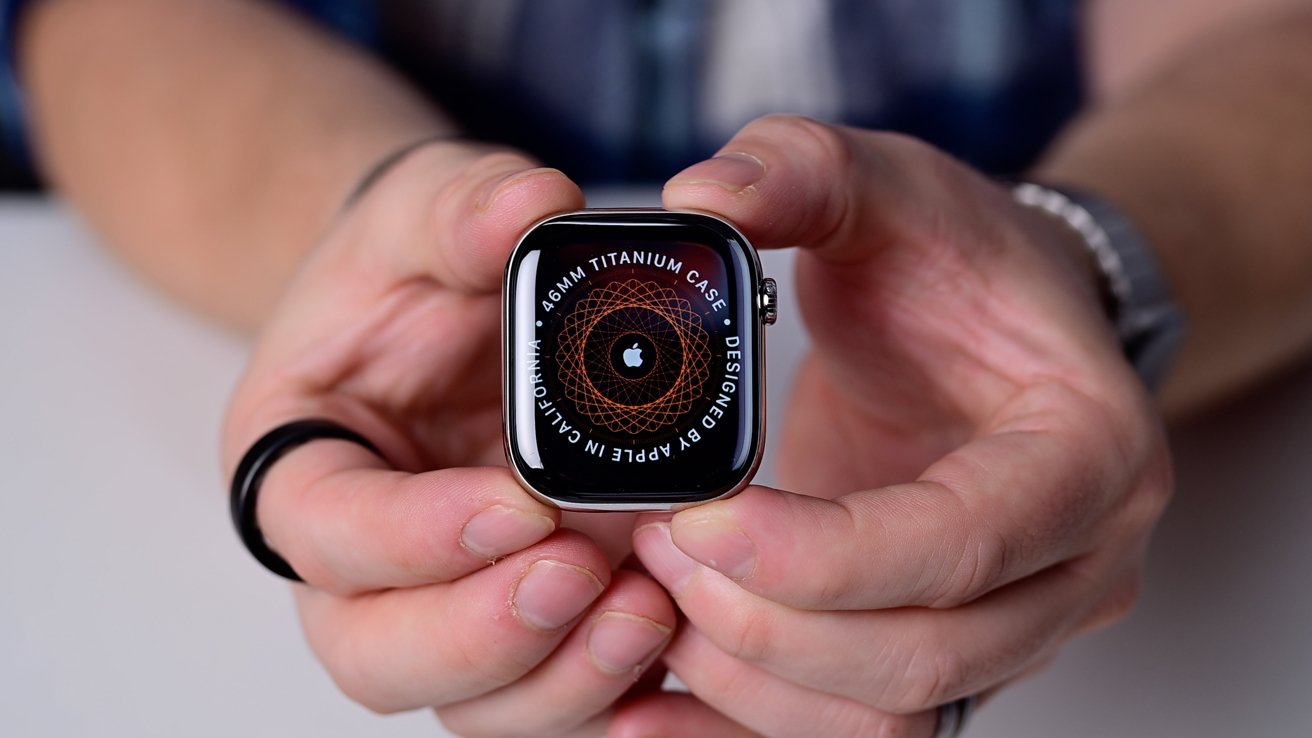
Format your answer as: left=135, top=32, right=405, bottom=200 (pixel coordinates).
left=503, top=209, right=777, bottom=511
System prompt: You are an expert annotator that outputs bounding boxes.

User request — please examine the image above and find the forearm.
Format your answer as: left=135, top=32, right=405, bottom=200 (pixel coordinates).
left=19, top=0, right=450, bottom=330
left=1036, top=8, right=1312, bottom=416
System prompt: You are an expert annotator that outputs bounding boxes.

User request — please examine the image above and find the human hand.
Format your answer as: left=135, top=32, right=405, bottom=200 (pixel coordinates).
left=222, top=142, right=674, bottom=738
left=611, top=116, right=1172, bottom=737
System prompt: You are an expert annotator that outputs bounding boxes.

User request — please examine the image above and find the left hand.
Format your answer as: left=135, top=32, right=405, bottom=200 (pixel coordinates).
left=221, top=142, right=673, bottom=737
left=609, top=116, right=1173, bottom=738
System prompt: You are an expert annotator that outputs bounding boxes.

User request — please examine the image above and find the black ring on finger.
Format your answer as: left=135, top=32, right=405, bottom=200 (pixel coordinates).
left=932, top=696, right=977, bottom=738
left=229, top=419, right=381, bottom=582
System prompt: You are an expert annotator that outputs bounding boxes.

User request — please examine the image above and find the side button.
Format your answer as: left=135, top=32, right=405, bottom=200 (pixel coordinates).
left=759, top=278, right=778, bottom=326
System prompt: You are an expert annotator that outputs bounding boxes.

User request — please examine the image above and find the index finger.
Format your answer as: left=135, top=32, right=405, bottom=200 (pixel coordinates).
left=359, top=144, right=587, bottom=293
left=664, top=382, right=1163, bottom=610
left=253, top=437, right=561, bottom=595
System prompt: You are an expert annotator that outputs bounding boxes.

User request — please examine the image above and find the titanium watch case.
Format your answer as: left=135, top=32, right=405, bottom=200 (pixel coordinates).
left=502, top=209, right=775, bottom=511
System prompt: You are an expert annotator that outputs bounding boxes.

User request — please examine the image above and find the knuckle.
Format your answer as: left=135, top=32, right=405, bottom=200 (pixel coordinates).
left=432, top=149, right=534, bottom=212
left=470, top=149, right=537, bottom=173
left=735, top=114, right=865, bottom=247
left=867, top=129, right=938, bottom=164
left=889, top=639, right=970, bottom=713
left=720, top=605, right=778, bottom=663
left=863, top=130, right=960, bottom=191
left=886, top=133, right=969, bottom=192
left=815, top=699, right=919, bottom=738
left=936, top=527, right=1010, bottom=608
left=898, top=476, right=983, bottom=601
left=910, top=483, right=1008, bottom=608
left=806, top=500, right=877, bottom=609
left=462, top=150, right=539, bottom=188
left=754, top=114, right=853, bottom=163
left=808, top=566, right=853, bottom=610
left=387, top=488, right=461, bottom=579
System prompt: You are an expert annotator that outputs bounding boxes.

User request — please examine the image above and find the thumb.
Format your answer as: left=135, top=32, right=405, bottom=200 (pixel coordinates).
left=662, top=114, right=997, bottom=263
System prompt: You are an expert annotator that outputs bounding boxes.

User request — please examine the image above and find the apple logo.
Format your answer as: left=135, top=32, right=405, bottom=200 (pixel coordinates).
left=623, top=342, right=644, bottom=368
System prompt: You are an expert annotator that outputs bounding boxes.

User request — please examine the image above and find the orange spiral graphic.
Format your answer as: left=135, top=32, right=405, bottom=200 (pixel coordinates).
left=557, top=279, right=712, bottom=435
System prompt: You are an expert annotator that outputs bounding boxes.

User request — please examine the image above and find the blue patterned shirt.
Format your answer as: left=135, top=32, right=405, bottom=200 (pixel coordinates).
left=0, top=0, right=1082, bottom=185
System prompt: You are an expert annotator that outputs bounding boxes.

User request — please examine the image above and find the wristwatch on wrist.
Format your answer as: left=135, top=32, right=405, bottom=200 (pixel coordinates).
left=1012, top=182, right=1186, bottom=390
left=502, top=209, right=776, bottom=511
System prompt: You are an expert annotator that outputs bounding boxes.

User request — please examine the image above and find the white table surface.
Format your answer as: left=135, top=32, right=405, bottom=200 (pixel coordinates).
left=2, top=197, right=1310, bottom=738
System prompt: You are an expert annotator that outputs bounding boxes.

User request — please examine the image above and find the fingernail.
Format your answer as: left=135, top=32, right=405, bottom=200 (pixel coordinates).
left=672, top=517, right=757, bottom=580
left=668, top=152, right=765, bottom=193
left=513, top=560, right=604, bottom=631
left=633, top=523, right=699, bottom=596
left=461, top=505, right=557, bottom=560
left=586, top=612, right=671, bottom=674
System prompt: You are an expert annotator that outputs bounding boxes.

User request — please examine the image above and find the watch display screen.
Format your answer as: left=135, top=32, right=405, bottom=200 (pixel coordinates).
left=505, top=212, right=764, bottom=507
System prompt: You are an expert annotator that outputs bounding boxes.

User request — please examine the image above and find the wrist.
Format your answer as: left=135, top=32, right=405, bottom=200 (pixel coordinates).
left=1011, top=182, right=1187, bottom=390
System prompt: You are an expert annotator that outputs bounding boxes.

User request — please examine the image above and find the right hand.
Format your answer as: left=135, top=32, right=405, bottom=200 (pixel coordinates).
left=614, top=116, right=1171, bottom=737
left=221, top=141, right=675, bottom=738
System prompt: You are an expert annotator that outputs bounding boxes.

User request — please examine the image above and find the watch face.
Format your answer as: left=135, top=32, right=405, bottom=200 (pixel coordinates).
left=503, top=210, right=766, bottom=510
